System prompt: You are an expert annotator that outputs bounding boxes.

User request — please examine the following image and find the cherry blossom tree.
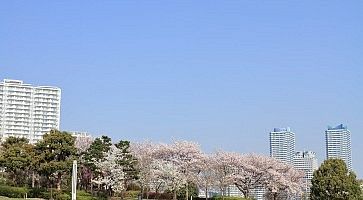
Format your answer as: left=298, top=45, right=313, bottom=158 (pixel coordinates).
left=264, top=163, right=304, bottom=200
left=129, top=140, right=303, bottom=200
left=210, top=153, right=304, bottom=199
left=211, top=151, right=240, bottom=198
left=74, top=136, right=94, bottom=190
left=196, top=154, right=217, bottom=200
left=152, top=159, right=187, bottom=200
left=93, top=145, right=126, bottom=195
left=130, top=141, right=160, bottom=198
left=74, top=136, right=94, bottom=154
left=233, top=154, right=278, bottom=198
left=155, top=140, right=204, bottom=200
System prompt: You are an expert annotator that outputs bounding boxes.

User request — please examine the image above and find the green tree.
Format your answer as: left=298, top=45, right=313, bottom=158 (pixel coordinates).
left=310, top=158, right=362, bottom=200
left=83, top=135, right=112, bottom=192
left=34, top=129, right=77, bottom=191
left=115, top=140, right=138, bottom=189
left=0, top=137, right=34, bottom=186
left=84, top=136, right=112, bottom=163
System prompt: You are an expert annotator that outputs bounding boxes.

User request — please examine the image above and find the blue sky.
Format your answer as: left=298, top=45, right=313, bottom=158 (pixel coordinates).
left=1, top=1, right=362, bottom=177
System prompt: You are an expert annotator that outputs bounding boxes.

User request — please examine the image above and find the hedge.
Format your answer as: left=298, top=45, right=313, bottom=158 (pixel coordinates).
left=0, top=185, right=28, bottom=198
left=5, top=187, right=96, bottom=200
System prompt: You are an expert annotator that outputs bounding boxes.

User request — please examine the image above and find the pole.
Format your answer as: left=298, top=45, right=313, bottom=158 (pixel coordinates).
left=72, top=160, right=77, bottom=200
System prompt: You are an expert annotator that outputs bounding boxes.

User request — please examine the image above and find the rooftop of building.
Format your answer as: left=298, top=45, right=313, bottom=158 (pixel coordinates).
left=68, top=131, right=93, bottom=138
left=1, top=79, right=61, bottom=90
left=272, top=127, right=291, bottom=132
left=295, top=151, right=316, bottom=158
left=327, top=124, right=348, bottom=130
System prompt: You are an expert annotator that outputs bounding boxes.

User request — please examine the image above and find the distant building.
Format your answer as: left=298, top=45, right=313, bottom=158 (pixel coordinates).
left=226, top=185, right=244, bottom=197
left=294, top=151, right=318, bottom=197
left=68, top=131, right=92, bottom=139
left=270, top=127, right=296, bottom=165
left=198, top=185, right=264, bottom=200
left=0, top=79, right=61, bottom=143
left=325, top=124, right=352, bottom=170
left=251, top=186, right=265, bottom=200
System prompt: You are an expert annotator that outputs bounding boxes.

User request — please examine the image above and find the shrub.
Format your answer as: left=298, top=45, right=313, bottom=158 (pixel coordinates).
left=0, top=185, right=28, bottom=198
left=28, top=187, right=47, bottom=198
left=77, top=190, right=93, bottom=197
left=124, top=190, right=140, bottom=199
left=144, top=192, right=173, bottom=200
left=127, top=183, right=141, bottom=191
left=211, top=196, right=251, bottom=200
left=77, top=190, right=97, bottom=200
left=0, top=176, right=7, bottom=186
left=28, top=188, right=71, bottom=200
left=54, top=192, right=71, bottom=200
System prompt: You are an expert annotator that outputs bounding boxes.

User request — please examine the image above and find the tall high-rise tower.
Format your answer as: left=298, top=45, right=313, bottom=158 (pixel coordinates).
left=325, top=124, right=352, bottom=170
left=0, top=79, right=61, bottom=143
left=269, top=127, right=296, bottom=165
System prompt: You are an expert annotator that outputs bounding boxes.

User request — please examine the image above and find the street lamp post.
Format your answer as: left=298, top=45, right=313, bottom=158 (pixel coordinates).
left=72, top=160, right=77, bottom=200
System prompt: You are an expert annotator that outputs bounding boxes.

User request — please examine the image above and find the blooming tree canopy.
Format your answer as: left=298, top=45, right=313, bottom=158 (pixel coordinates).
left=93, top=145, right=126, bottom=193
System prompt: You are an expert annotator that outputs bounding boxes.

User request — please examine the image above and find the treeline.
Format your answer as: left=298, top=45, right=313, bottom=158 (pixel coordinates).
left=0, top=130, right=361, bottom=200
left=0, top=129, right=305, bottom=200
left=0, top=129, right=136, bottom=199
left=4, top=130, right=361, bottom=200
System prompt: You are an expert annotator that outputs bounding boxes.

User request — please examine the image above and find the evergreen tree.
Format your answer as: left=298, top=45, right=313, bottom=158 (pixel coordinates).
left=115, top=140, right=138, bottom=189
left=35, top=129, right=77, bottom=191
left=84, top=135, right=112, bottom=164
left=83, top=135, right=112, bottom=192
left=310, top=158, right=362, bottom=200
left=0, top=137, right=34, bottom=186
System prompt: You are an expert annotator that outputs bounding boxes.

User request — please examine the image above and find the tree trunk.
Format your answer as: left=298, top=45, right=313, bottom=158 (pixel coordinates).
left=32, top=171, right=35, bottom=188
left=56, top=172, right=62, bottom=191
left=242, top=191, right=248, bottom=199
left=12, top=174, right=17, bottom=186
left=173, top=189, right=177, bottom=200
left=90, top=173, right=93, bottom=194
left=205, top=187, right=208, bottom=200
left=141, top=185, right=144, bottom=200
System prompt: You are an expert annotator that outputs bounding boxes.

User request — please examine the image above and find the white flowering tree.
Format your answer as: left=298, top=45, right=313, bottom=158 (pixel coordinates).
left=152, top=159, right=187, bottom=200
left=156, top=140, right=204, bottom=200
left=129, top=140, right=303, bottom=200
left=233, top=154, right=278, bottom=198
left=264, top=163, right=304, bottom=200
left=196, top=154, right=217, bottom=200
left=130, top=141, right=160, bottom=198
left=93, top=145, right=126, bottom=195
left=211, top=151, right=240, bottom=197
left=74, top=136, right=94, bottom=154
left=231, top=154, right=304, bottom=199
left=74, top=136, right=94, bottom=190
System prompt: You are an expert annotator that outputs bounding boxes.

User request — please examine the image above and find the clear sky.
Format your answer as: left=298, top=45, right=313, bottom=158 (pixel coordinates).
left=1, top=1, right=362, bottom=177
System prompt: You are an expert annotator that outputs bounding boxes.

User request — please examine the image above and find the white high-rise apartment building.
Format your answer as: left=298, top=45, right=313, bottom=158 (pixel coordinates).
left=0, top=79, right=61, bottom=143
left=325, top=124, right=352, bottom=171
left=294, top=151, right=318, bottom=197
left=270, top=127, right=296, bottom=165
